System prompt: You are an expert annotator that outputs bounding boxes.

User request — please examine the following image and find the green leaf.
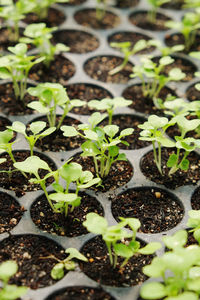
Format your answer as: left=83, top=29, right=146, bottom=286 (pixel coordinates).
left=108, top=145, right=119, bottom=157
left=78, top=177, right=101, bottom=189
left=120, top=128, right=134, bottom=136
left=0, top=67, right=11, bottom=79
left=163, top=230, right=187, bottom=249
left=166, top=292, right=198, bottom=300
left=0, top=284, right=28, bottom=300
left=84, top=130, right=98, bottom=140
left=140, top=282, right=167, bottom=299
left=104, top=125, right=119, bottom=138
left=61, top=126, right=79, bottom=137
left=81, top=140, right=100, bottom=156
left=138, top=242, right=161, bottom=255
left=27, top=101, right=50, bottom=114
left=159, top=56, right=174, bottom=66
left=29, top=121, right=46, bottom=135
left=113, top=243, right=133, bottom=258
left=65, top=248, right=88, bottom=262
left=8, top=121, right=26, bottom=135
left=179, top=159, right=189, bottom=171
left=88, top=112, right=107, bottom=128
left=60, top=162, right=82, bottom=182
left=143, top=257, right=166, bottom=277
left=14, top=156, right=51, bottom=175
left=49, top=192, right=78, bottom=203
left=167, top=153, right=178, bottom=168
left=0, top=261, right=18, bottom=282
left=83, top=213, right=108, bottom=235
left=148, top=115, right=168, bottom=129
left=51, top=263, right=64, bottom=280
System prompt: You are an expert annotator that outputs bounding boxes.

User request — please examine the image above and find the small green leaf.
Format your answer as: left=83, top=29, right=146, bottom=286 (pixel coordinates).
left=167, top=153, right=178, bottom=168
left=65, top=248, right=88, bottom=262
left=163, top=230, right=187, bottom=249
left=29, top=121, right=46, bottom=135
left=83, top=213, right=108, bottom=235
left=0, top=261, right=18, bottom=282
left=61, top=126, right=79, bottom=137
left=51, top=263, right=64, bottom=280
left=140, top=282, right=167, bottom=299
left=179, top=159, right=189, bottom=171
left=138, top=242, right=161, bottom=255
left=104, top=125, right=119, bottom=138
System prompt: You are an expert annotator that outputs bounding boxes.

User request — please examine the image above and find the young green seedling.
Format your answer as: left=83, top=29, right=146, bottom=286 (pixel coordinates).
left=27, top=83, right=85, bottom=129
left=147, top=0, right=170, bottom=23
left=0, top=43, right=44, bottom=102
left=61, top=112, right=134, bottom=179
left=163, top=98, right=189, bottom=117
left=83, top=213, right=161, bottom=269
left=0, top=260, right=28, bottom=300
left=187, top=210, right=200, bottom=244
left=140, top=230, right=200, bottom=300
left=88, top=97, right=132, bottom=125
left=149, top=39, right=185, bottom=56
left=95, top=0, right=107, bottom=21
left=7, top=121, right=56, bottom=156
left=20, top=23, right=69, bottom=67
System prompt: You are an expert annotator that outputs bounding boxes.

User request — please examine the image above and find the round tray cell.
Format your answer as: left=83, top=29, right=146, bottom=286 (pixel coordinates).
left=31, top=191, right=104, bottom=237
left=129, top=10, right=171, bottom=31
left=165, top=33, right=200, bottom=54
left=23, top=7, right=66, bottom=27
left=0, top=234, right=66, bottom=289
left=100, top=114, right=150, bottom=150
left=79, top=235, right=154, bottom=287
left=52, top=30, right=99, bottom=54
left=186, top=82, right=200, bottom=102
left=29, top=54, right=75, bottom=85
left=113, top=0, right=139, bottom=9
left=191, top=186, right=200, bottom=210
left=74, top=8, right=120, bottom=29
left=108, top=31, right=155, bottom=54
left=0, top=150, right=57, bottom=197
left=161, top=0, right=184, bottom=10
left=45, top=286, right=116, bottom=300
left=140, top=148, right=200, bottom=189
left=0, top=192, right=24, bottom=234
left=111, top=187, right=184, bottom=233
left=66, top=83, right=113, bottom=115
left=71, top=152, right=133, bottom=192
left=84, top=55, right=133, bottom=84
left=122, top=84, right=176, bottom=115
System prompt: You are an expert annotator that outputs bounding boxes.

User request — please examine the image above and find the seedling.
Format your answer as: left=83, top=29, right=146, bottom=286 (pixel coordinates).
left=27, top=83, right=85, bottom=129
left=88, top=97, right=132, bottom=125
left=187, top=210, right=200, bottom=244
left=83, top=213, right=160, bottom=269
left=61, top=112, right=134, bottom=178
left=147, top=0, right=170, bottom=23
left=0, top=43, right=44, bottom=102
left=140, top=230, right=200, bottom=300
left=149, top=39, right=185, bottom=56
left=20, top=23, right=69, bottom=67
left=0, top=260, right=28, bottom=300
left=7, top=121, right=56, bottom=156
left=95, top=0, right=107, bottom=21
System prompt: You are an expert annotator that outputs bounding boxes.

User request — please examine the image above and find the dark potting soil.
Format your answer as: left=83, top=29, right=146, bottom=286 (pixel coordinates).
left=66, top=83, right=112, bottom=115
left=0, top=27, right=33, bottom=52
left=52, top=30, right=99, bottom=54
left=0, top=82, right=37, bottom=115
left=161, top=0, right=184, bottom=9
left=79, top=235, right=154, bottom=287
left=0, top=150, right=56, bottom=197
left=45, top=286, right=115, bottom=300
left=100, top=114, right=151, bottom=150
left=108, top=31, right=156, bottom=55
left=31, top=191, right=104, bottom=237
left=166, top=121, right=199, bottom=140
left=122, top=84, right=175, bottom=115
left=114, top=0, right=139, bottom=8
left=129, top=11, right=171, bottom=31
left=84, top=56, right=133, bottom=84
left=33, top=116, right=84, bottom=152
left=186, top=83, right=200, bottom=102
left=61, top=0, right=86, bottom=5
left=0, top=192, right=25, bottom=234
left=191, top=186, right=200, bottom=210
left=74, top=9, right=120, bottom=29
left=0, top=234, right=66, bottom=289
left=29, top=55, right=75, bottom=85
left=111, top=187, right=184, bottom=233
left=0, top=116, right=12, bottom=131
left=23, top=7, right=66, bottom=27
left=71, top=154, right=133, bottom=192
left=140, top=148, right=200, bottom=189
left=165, top=33, right=200, bottom=53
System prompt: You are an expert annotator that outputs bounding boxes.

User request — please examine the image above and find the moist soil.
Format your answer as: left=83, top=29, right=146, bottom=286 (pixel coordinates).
left=66, top=83, right=112, bottom=115
left=52, top=30, right=99, bottom=54
left=33, top=116, right=84, bottom=152
left=108, top=31, right=155, bottom=54
left=0, top=116, right=12, bottom=131
left=114, top=0, right=139, bottom=8
left=79, top=235, right=154, bottom=287
left=0, top=150, right=56, bottom=197
left=29, top=55, right=75, bottom=85
left=71, top=154, right=133, bottom=192
left=74, top=9, right=120, bottom=29
left=140, top=148, right=200, bottom=189
left=31, top=191, right=104, bottom=237
left=0, top=27, right=33, bottom=52
left=186, top=83, right=200, bottom=101
left=23, top=7, right=66, bottom=27
left=165, top=33, right=200, bottom=53
left=45, top=286, right=115, bottom=300
left=111, top=187, right=184, bottom=233
left=191, top=186, right=200, bottom=210
left=122, top=84, right=176, bottom=115
left=84, top=56, right=133, bottom=84
left=129, top=11, right=171, bottom=31
left=161, top=0, right=184, bottom=9
left=0, top=234, right=66, bottom=289
left=0, top=192, right=25, bottom=234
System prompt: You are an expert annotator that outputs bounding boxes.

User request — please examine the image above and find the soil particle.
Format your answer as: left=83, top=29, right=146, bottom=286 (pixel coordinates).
left=191, top=186, right=200, bottom=210
left=186, top=83, right=200, bottom=102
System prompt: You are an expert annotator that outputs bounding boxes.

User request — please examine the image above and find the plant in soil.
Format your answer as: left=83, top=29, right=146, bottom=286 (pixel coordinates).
left=20, top=23, right=69, bottom=67
left=27, top=82, right=85, bottom=129
left=140, top=230, right=200, bottom=300
left=95, top=0, right=107, bottom=21
left=0, top=260, right=28, bottom=300
left=0, top=43, right=44, bottom=103
left=83, top=212, right=161, bottom=269
left=187, top=210, right=200, bottom=244
left=149, top=39, right=185, bottom=56
left=147, top=0, right=170, bottom=23
left=61, top=112, right=134, bottom=179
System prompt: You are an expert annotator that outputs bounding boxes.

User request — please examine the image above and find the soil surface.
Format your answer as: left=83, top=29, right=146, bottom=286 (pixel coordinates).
left=79, top=235, right=154, bottom=287
left=52, top=30, right=99, bottom=54
left=61, top=0, right=86, bottom=4
left=114, top=0, right=139, bottom=8
left=161, top=0, right=184, bottom=9
left=31, top=191, right=104, bottom=237
left=46, top=286, right=115, bottom=300
left=0, top=150, right=56, bottom=197
left=74, top=9, right=120, bottom=29
left=165, top=33, right=200, bottom=53
left=66, top=83, right=112, bottom=115
left=140, top=148, right=200, bottom=189
left=71, top=153, right=133, bottom=192
left=129, top=11, right=171, bottom=31
left=0, top=27, right=33, bottom=52
left=111, top=187, right=184, bottom=233
left=29, top=55, right=75, bottom=85
left=186, top=83, right=200, bottom=102
left=0, top=234, right=66, bottom=289
left=0, top=192, right=25, bottom=233
left=84, top=56, right=133, bottom=84
left=191, top=186, right=200, bottom=210
left=0, top=116, right=12, bottom=131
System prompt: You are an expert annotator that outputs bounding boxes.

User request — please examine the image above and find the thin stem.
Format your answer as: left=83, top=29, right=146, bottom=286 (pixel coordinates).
left=106, top=241, right=113, bottom=266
